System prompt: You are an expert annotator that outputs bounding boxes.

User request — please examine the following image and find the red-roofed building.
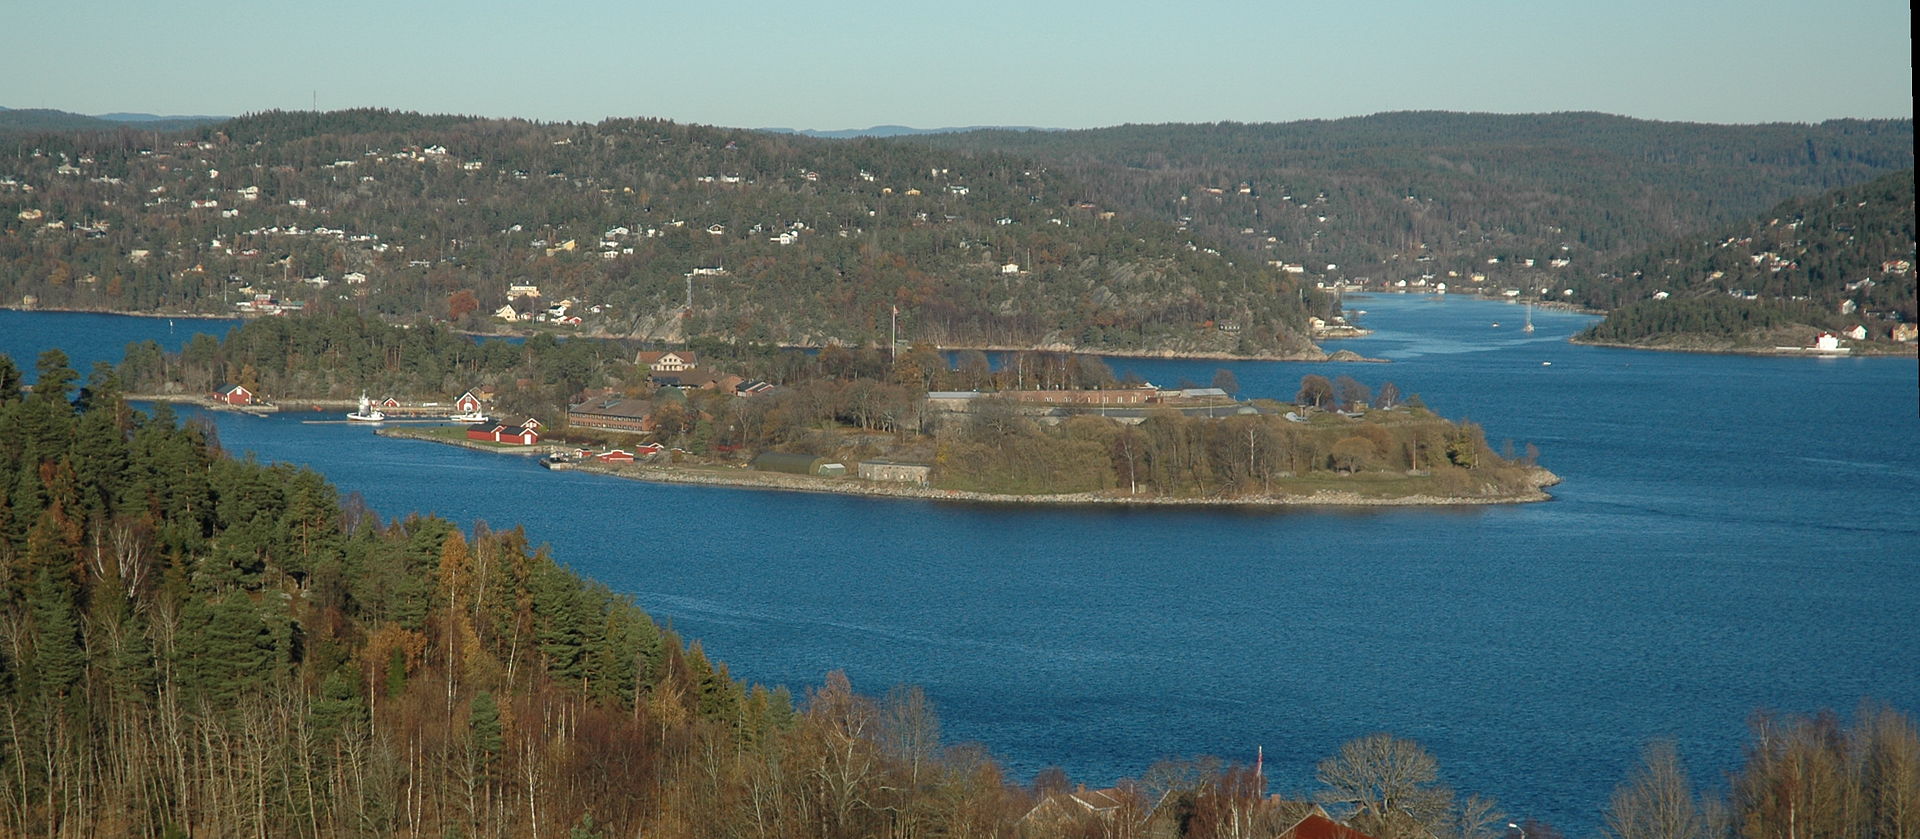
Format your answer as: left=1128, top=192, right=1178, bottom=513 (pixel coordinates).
left=1275, top=807, right=1379, bottom=839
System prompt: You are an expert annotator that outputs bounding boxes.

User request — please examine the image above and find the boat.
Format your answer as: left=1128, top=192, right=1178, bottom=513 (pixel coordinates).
left=1523, top=302, right=1536, bottom=333
left=449, top=411, right=490, bottom=423
left=1491, top=322, right=1501, bottom=328
left=346, top=394, right=386, bottom=422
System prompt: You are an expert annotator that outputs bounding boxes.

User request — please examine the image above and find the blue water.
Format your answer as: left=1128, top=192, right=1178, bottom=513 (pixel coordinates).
left=4, top=299, right=1915, bottom=834
left=0, top=309, right=243, bottom=381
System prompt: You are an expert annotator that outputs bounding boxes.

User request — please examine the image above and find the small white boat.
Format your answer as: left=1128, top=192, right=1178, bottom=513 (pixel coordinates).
left=449, top=411, right=489, bottom=423
left=346, top=394, right=386, bottom=422
left=1523, top=302, right=1536, bottom=333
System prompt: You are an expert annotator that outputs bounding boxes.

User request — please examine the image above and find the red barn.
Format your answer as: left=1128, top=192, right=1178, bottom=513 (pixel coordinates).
left=454, top=390, right=482, bottom=413
left=211, top=384, right=253, bottom=405
left=595, top=449, right=635, bottom=462
left=465, top=423, right=541, bottom=445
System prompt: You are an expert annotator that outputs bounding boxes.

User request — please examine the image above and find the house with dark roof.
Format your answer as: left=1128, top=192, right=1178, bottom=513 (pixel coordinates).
left=567, top=396, right=654, bottom=434
left=210, top=384, right=254, bottom=405
left=466, top=422, right=541, bottom=446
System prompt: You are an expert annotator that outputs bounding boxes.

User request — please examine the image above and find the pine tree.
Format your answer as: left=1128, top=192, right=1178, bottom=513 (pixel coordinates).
left=24, top=568, right=84, bottom=702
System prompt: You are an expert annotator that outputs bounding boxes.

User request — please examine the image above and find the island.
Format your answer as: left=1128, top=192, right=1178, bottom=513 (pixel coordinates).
left=115, top=311, right=1557, bottom=506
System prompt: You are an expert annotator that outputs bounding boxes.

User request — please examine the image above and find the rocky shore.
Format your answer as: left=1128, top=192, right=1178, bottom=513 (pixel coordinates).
left=556, top=460, right=1559, bottom=507
left=375, top=424, right=1565, bottom=507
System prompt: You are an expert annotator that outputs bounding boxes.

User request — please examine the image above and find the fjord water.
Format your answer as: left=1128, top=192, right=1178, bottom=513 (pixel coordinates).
left=6, top=300, right=1916, bottom=833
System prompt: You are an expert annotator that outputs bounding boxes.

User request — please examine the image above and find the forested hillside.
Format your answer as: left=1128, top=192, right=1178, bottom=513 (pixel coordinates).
left=1571, top=170, right=1915, bottom=347
left=0, top=108, right=221, bottom=135
left=914, top=113, right=1913, bottom=290
left=0, top=109, right=1325, bottom=357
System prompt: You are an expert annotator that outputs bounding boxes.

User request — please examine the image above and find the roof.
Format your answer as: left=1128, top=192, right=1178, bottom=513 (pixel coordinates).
left=1276, top=808, right=1379, bottom=839
left=1020, top=786, right=1137, bottom=824
left=635, top=349, right=697, bottom=365
left=651, top=368, right=722, bottom=388
left=751, top=452, right=825, bottom=474
left=567, top=397, right=652, bottom=420
left=1163, top=387, right=1230, bottom=399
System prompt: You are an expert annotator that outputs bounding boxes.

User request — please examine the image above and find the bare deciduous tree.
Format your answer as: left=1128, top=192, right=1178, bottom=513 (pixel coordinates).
left=1317, top=733, right=1454, bottom=839
left=1605, top=741, right=1707, bottom=839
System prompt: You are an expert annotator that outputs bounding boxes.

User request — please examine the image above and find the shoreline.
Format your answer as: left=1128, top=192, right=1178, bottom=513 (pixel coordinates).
left=2, top=304, right=240, bottom=322
left=381, top=425, right=1558, bottom=508
left=4, top=303, right=1371, bottom=363
left=559, top=460, right=1560, bottom=508
left=1570, top=337, right=1918, bottom=358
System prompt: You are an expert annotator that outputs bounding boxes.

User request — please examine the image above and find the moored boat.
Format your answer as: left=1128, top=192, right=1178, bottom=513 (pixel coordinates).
left=346, top=394, right=386, bottom=422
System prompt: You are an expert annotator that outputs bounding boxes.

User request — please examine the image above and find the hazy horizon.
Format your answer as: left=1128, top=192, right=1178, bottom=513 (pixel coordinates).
left=5, top=0, right=1908, bottom=131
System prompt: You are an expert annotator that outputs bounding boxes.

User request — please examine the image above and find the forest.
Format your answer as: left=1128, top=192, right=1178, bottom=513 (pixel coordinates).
left=3, top=350, right=1917, bottom=837
left=0, top=109, right=1325, bottom=357
left=914, top=114, right=1912, bottom=289
left=1570, top=170, right=1915, bottom=345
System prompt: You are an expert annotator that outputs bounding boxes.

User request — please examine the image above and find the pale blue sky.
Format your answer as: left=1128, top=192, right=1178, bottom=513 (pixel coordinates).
left=7, top=0, right=1911, bottom=128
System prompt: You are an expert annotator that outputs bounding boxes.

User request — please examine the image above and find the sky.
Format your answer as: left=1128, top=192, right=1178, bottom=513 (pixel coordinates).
left=5, top=0, right=1911, bottom=129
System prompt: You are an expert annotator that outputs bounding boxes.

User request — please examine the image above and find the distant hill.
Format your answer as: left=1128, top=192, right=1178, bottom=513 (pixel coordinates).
left=914, top=112, right=1914, bottom=289
left=0, top=106, right=226, bottom=133
left=0, top=108, right=1324, bottom=357
left=95, top=111, right=229, bottom=124
left=759, top=124, right=1052, bottom=139
left=1573, top=170, right=1915, bottom=349
left=0, top=108, right=121, bottom=132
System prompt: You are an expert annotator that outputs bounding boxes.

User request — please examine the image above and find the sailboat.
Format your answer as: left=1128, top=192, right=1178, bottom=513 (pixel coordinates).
left=1523, top=302, right=1536, bottom=333
left=346, top=393, right=386, bottom=422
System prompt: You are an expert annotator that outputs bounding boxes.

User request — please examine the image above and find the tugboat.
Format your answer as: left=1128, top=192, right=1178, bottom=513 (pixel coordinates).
left=346, top=394, right=386, bottom=422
